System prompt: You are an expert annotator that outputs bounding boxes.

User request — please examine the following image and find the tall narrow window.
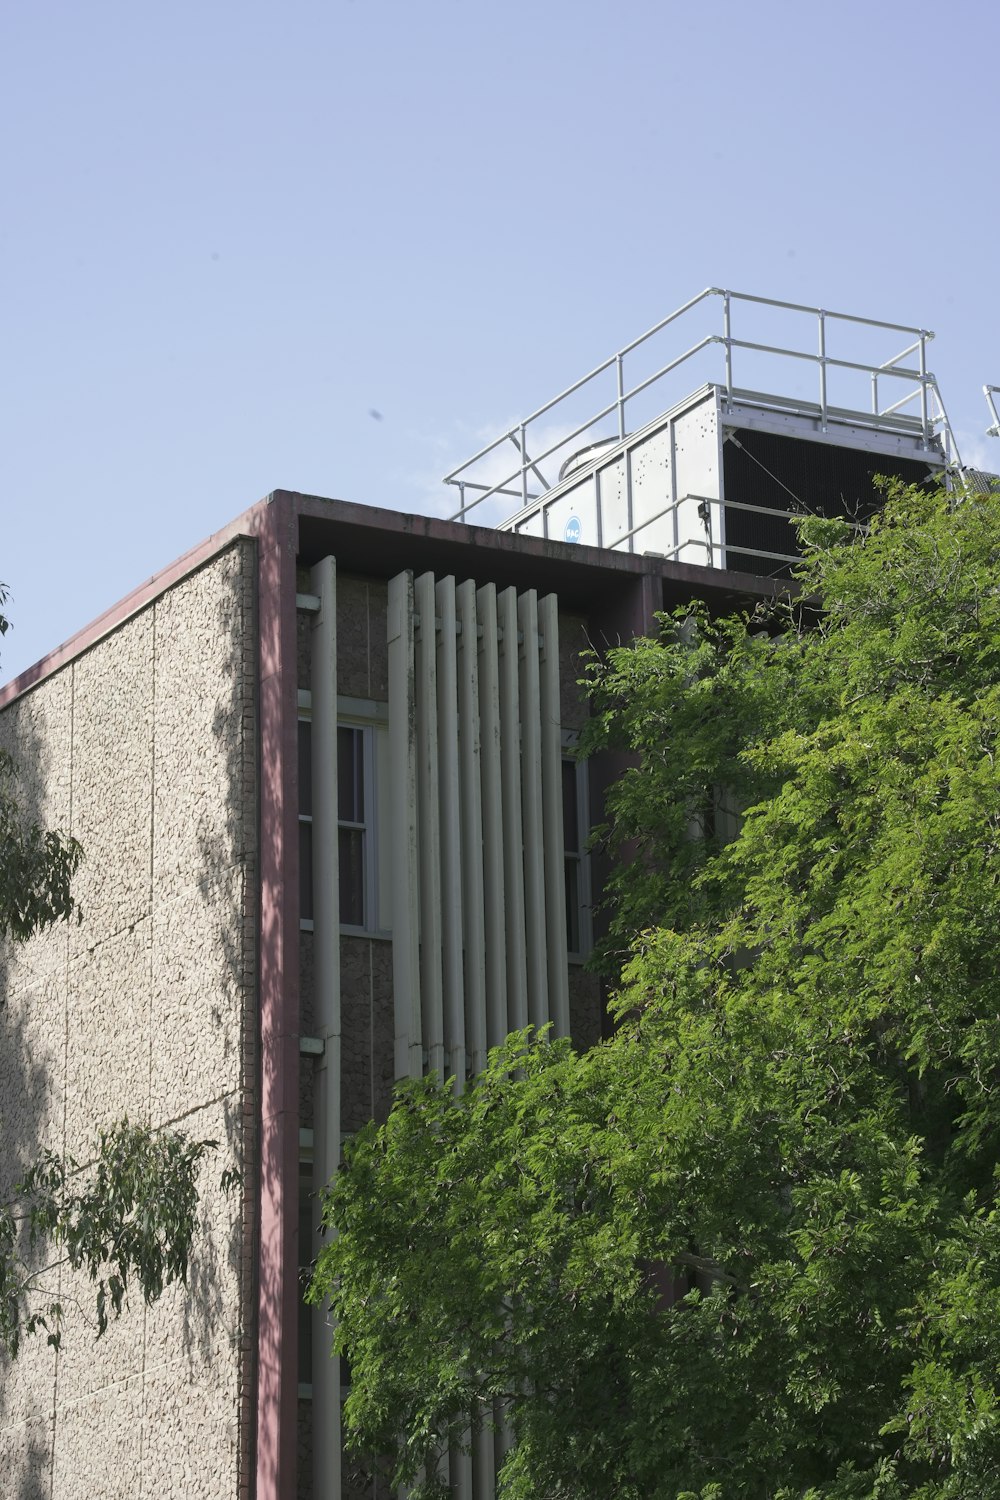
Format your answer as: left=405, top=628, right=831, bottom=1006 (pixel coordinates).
left=562, top=754, right=591, bottom=959
left=298, top=716, right=374, bottom=930
left=299, top=717, right=314, bottom=922
left=338, top=726, right=366, bottom=928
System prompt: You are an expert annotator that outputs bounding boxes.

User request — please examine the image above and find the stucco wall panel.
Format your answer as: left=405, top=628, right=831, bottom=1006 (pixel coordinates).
left=50, top=1374, right=145, bottom=1500
left=0, top=671, right=74, bottom=1003
left=152, top=544, right=252, bottom=894
left=64, top=918, right=152, bottom=1162
left=1, top=538, right=257, bottom=1500
left=0, top=1414, right=54, bottom=1499
left=0, top=973, right=65, bottom=1194
left=150, top=864, right=247, bottom=1125
left=53, top=1263, right=148, bottom=1405
left=0, top=1320, right=56, bottom=1432
left=70, top=612, right=154, bottom=954
left=0, top=668, right=73, bottom=833
left=141, top=1099, right=244, bottom=1378
left=140, top=1358, right=240, bottom=1499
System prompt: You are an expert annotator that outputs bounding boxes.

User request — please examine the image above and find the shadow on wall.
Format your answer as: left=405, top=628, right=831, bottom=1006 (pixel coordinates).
left=0, top=697, right=68, bottom=1477
left=173, top=542, right=259, bottom=1483
left=1, top=538, right=259, bottom=1495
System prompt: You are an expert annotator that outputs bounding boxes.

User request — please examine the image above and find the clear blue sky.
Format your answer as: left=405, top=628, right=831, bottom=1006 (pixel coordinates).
left=2, top=0, right=998, bottom=682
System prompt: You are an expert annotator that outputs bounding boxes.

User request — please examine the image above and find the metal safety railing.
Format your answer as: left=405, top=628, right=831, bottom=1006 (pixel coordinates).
left=986, top=385, right=1000, bottom=438
left=444, top=287, right=959, bottom=523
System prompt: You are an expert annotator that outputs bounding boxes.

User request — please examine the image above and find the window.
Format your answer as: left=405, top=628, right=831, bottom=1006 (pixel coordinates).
left=562, top=751, right=592, bottom=959
left=298, top=711, right=380, bottom=931
left=337, top=726, right=366, bottom=927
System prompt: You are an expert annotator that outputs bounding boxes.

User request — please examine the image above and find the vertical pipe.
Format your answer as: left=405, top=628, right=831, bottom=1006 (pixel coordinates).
left=477, top=584, right=508, bottom=1049
left=498, top=587, right=528, bottom=1035
left=919, top=334, right=930, bottom=446
left=388, top=571, right=422, bottom=1080
left=436, top=577, right=465, bottom=1091
left=457, top=581, right=488, bottom=1077
left=415, top=571, right=444, bottom=1081
left=539, top=595, right=570, bottom=1039
left=310, top=555, right=342, bottom=1500
left=517, top=591, right=548, bottom=1031
left=616, top=351, right=626, bottom=439
left=669, top=417, right=680, bottom=561
left=451, top=1438, right=473, bottom=1500
left=472, top=1418, right=496, bottom=1500
left=519, top=422, right=528, bottom=511
left=723, top=291, right=733, bottom=406
left=595, top=467, right=604, bottom=550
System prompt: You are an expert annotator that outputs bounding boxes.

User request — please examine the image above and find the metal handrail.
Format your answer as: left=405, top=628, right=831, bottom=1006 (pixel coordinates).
left=986, top=385, right=1000, bottom=438
left=446, top=288, right=955, bottom=522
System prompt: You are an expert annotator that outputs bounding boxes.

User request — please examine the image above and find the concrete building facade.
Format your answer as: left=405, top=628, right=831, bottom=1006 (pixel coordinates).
left=0, top=488, right=781, bottom=1499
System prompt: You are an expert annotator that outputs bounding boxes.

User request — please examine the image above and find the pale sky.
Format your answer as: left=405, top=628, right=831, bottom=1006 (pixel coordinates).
left=2, top=0, right=998, bottom=682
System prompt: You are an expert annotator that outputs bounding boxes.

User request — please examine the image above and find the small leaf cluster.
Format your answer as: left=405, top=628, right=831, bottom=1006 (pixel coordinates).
left=0, top=749, right=82, bottom=942
left=0, top=1120, right=214, bottom=1358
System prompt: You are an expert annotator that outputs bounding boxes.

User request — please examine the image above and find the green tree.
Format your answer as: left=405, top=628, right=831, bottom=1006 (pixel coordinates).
left=0, top=586, right=213, bottom=1357
left=311, top=482, right=1000, bottom=1499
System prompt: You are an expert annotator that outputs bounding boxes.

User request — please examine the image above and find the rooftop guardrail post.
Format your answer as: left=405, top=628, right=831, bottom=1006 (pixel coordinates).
left=616, top=352, right=626, bottom=439
left=818, top=310, right=828, bottom=431
left=722, top=291, right=733, bottom=407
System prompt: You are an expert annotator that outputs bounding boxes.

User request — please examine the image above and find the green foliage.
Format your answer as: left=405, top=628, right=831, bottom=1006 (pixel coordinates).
left=312, top=483, right=1000, bottom=1497
left=0, top=583, right=82, bottom=941
left=0, top=1121, right=214, bottom=1357
left=0, top=749, right=83, bottom=941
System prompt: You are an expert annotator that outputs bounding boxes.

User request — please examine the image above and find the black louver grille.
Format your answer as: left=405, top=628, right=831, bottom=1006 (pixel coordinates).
left=722, top=429, right=934, bottom=577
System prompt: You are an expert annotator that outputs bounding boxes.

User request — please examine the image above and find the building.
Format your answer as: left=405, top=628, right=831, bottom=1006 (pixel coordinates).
left=0, top=290, right=986, bottom=1500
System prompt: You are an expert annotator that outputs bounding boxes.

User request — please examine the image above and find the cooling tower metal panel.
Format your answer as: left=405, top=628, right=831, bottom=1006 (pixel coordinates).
left=505, top=385, right=722, bottom=558
left=499, top=382, right=950, bottom=577
left=721, top=428, right=938, bottom=577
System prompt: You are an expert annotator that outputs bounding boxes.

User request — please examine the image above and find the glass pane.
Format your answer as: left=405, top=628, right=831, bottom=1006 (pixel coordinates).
left=298, top=720, right=312, bottom=817
left=565, top=856, right=580, bottom=954
left=299, top=820, right=313, bottom=921
left=339, top=827, right=365, bottom=926
left=562, top=759, right=579, bottom=853
left=338, top=727, right=364, bottom=824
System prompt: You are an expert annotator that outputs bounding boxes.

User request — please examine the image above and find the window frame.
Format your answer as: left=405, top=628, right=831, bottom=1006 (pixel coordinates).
left=297, top=694, right=388, bottom=937
left=562, top=738, right=593, bottom=962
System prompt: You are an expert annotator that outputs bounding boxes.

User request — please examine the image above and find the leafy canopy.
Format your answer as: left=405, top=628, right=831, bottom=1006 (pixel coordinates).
left=311, top=483, right=1000, bottom=1499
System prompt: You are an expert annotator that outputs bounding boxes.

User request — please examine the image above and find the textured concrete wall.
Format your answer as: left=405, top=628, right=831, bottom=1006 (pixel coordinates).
left=0, top=539, right=258, bottom=1499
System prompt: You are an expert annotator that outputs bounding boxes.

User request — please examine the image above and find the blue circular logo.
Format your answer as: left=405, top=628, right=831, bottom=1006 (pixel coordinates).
left=564, top=515, right=582, bottom=544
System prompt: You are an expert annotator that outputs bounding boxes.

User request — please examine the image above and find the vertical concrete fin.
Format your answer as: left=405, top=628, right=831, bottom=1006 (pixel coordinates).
left=457, top=581, right=487, bottom=1077
left=309, top=553, right=342, bottom=1500
left=415, top=572, right=444, bottom=1081
left=436, top=576, right=465, bottom=1092
left=497, top=586, right=528, bottom=1035
left=517, top=589, right=548, bottom=1031
left=476, top=583, right=508, bottom=1050
left=539, top=594, right=570, bottom=1037
left=388, top=570, right=422, bottom=1080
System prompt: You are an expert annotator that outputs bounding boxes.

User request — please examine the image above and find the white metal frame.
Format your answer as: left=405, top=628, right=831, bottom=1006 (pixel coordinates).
left=986, top=384, right=1000, bottom=438
left=444, top=287, right=959, bottom=525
